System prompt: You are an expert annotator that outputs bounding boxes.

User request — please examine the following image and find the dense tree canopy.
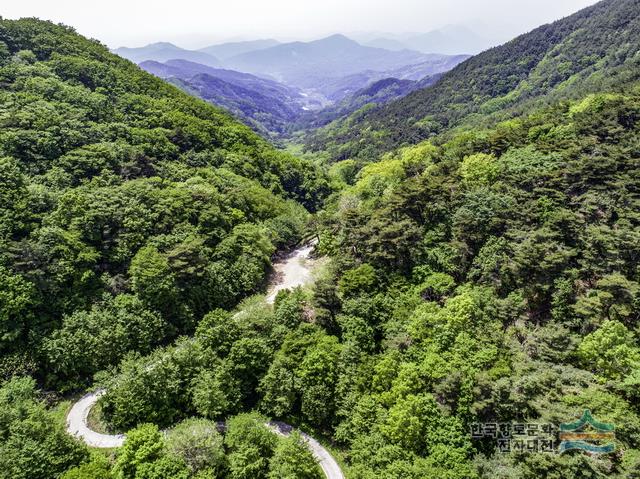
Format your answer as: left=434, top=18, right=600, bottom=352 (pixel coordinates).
left=2, top=3, right=640, bottom=478
left=0, top=17, right=328, bottom=391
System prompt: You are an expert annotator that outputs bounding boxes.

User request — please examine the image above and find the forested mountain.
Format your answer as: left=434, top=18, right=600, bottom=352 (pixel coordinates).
left=114, top=41, right=221, bottom=67
left=3, top=1, right=640, bottom=478
left=0, top=16, right=329, bottom=390
left=140, top=59, right=308, bottom=136
left=310, top=82, right=640, bottom=479
left=308, top=0, right=640, bottom=161
left=139, top=59, right=301, bottom=101
left=0, top=17, right=331, bottom=476
left=306, top=53, right=469, bottom=103
left=198, top=39, right=281, bottom=61
left=172, top=74, right=303, bottom=136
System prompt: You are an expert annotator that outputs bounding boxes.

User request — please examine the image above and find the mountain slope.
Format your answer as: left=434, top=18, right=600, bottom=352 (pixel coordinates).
left=139, top=59, right=306, bottom=135
left=308, top=0, right=640, bottom=160
left=297, top=75, right=442, bottom=130
left=140, top=59, right=302, bottom=102
left=0, top=17, right=328, bottom=373
left=171, top=73, right=303, bottom=135
left=114, top=42, right=220, bottom=67
left=309, top=54, right=469, bottom=103
left=317, top=84, right=640, bottom=479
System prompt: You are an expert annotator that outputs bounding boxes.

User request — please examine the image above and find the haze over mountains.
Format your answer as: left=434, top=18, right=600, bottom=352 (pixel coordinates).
left=119, top=33, right=470, bottom=136
left=360, top=25, right=492, bottom=54
left=198, top=39, right=281, bottom=60
left=114, top=41, right=221, bottom=67
left=221, top=34, right=449, bottom=86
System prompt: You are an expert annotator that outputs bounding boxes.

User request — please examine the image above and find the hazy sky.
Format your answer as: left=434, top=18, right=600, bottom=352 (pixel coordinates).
left=3, top=0, right=599, bottom=48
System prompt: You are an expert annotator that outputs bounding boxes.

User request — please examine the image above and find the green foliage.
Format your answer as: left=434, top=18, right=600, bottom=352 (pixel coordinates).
left=129, top=245, right=180, bottom=320
left=338, top=263, right=377, bottom=297
left=114, top=423, right=189, bottom=479
left=267, top=432, right=322, bottom=479
left=0, top=265, right=34, bottom=352
left=0, top=377, right=88, bottom=479
left=459, top=153, right=499, bottom=188
left=578, top=320, right=640, bottom=380
left=43, top=294, right=167, bottom=388
left=166, top=418, right=226, bottom=476
left=61, top=455, right=113, bottom=479
left=224, top=413, right=277, bottom=479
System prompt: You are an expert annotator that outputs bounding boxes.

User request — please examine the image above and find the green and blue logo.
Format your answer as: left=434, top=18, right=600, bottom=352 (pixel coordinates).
left=559, top=410, right=615, bottom=454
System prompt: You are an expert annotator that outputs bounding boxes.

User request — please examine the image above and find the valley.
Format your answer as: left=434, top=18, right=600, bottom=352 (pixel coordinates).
left=1, top=1, right=640, bottom=478
left=120, top=35, right=470, bottom=137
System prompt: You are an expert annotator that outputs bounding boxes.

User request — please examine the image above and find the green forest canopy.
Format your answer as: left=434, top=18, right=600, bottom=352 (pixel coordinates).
left=1, top=1, right=640, bottom=478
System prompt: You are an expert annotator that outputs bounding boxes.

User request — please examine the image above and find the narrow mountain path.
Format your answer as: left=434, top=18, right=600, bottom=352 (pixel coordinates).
left=66, top=389, right=124, bottom=448
left=66, top=240, right=344, bottom=479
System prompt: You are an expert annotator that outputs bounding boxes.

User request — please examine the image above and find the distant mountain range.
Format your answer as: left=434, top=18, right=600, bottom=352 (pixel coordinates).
left=116, top=35, right=466, bottom=89
left=198, top=39, right=281, bottom=60
left=119, top=35, right=469, bottom=136
left=223, top=34, right=448, bottom=88
left=114, top=42, right=220, bottom=67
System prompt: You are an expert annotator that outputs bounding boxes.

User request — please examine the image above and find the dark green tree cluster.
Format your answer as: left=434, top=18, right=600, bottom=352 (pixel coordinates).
left=98, top=290, right=328, bottom=431
left=60, top=415, right=321, bottom=479
left=0, top=377, right=88, bottom=479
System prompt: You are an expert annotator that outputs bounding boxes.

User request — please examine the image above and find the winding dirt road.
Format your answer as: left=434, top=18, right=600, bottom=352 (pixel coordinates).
left=65, top=241, right=344, bottom=479
left=266, top=239, right=318, bottom=303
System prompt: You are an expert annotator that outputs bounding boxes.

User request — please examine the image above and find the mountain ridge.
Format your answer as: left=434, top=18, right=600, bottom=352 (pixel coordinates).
left=307, top=0, right=640, bottom=160
left=114, top=42, right=221, bottom=67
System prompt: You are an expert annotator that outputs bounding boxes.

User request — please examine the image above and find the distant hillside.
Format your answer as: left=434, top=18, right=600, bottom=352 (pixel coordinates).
left=310, top=54, right=469, bottom=103
left=297, top=75, right=442, bottom=130
left=198, top=39, right=281, bottom=60
left=404, top=25, right=491, bottom=55
left=308, top=0, right=640, bottom=160
left=172, top=74, right=303, bottom=136
left=114, top=42, right=220, bottom=67
left=224, top=34, right=453, bottom=88
left=140, top=59, right=300, bottom=102
left=139, top=59, right=306, bottom=136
